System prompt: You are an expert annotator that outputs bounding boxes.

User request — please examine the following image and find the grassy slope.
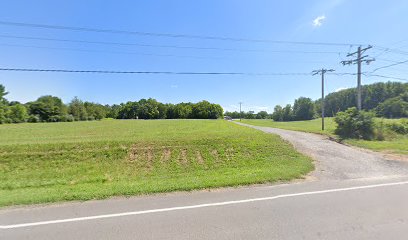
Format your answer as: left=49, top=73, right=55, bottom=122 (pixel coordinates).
left=0, top=120, right=313, bottom=207
left=241, top=118, right=408, bottom=155
left=241, top=118, right=337, bottom=135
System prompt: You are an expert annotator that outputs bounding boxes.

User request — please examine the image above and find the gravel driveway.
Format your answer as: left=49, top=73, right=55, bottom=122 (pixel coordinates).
left=235, top=122, right=408, bottom=180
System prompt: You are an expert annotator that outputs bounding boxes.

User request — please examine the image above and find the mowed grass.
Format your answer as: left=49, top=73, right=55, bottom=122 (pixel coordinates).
left=241, top=118, right=337, bottom=136
left=241, top=118, right=408, bottom=155
left=0, top=120, right=313, bottom=207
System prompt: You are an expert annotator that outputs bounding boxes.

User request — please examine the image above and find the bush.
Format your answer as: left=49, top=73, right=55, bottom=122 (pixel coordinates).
left=60, top=114, right=75, bottom=122
left=28, top=115, right=40, bottom=123
left=48, top=115, right=61, bottom=122
left=334, top=107, right=375, bottom=140
left=386, top=119, right=408, bottom=134
left=375, top=119, right=385, bottom=141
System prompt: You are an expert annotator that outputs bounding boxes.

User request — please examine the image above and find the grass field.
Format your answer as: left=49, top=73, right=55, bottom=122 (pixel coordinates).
left=0, top=120, right=313, bottom=207
left=241, top=118, right=337, bottom=136
left=241, top=118, right=408, bottom=155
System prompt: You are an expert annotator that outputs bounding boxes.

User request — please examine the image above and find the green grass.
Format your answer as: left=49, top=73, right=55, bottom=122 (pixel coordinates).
left=0, top=120, right=313, bottom=207
left=240, top=118, right=337, bottom=136
left=345, top=138, right=408, bottom=155
left=240, top=118, right=408, bottom=155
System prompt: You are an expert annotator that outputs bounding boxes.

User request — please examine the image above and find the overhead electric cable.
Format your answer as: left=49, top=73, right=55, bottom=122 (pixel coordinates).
left=0, top=20, right=361, bottom=46
left=0, top=67, right=313, bottom=76
left=0, top=34, right=346, bottom=54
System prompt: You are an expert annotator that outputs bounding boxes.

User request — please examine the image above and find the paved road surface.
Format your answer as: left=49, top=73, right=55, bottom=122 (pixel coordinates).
left=1, top=123, right=408, bottom=239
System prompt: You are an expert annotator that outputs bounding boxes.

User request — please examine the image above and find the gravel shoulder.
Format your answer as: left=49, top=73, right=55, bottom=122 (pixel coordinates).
left=235, top=122, right=408, bottom=180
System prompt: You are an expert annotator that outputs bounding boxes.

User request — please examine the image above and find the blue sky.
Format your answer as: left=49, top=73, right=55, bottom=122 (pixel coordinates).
left=0, top=0, right=407, bottom=112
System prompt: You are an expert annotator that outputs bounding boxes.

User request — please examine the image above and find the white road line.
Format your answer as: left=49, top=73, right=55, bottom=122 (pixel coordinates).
left=1, top=181, right=408, bottom=229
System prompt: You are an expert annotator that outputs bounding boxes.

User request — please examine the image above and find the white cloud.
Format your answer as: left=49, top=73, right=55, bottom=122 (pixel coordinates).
left=313, top=15, right=326, bottom=27
left=335, top=87, right=347, bottom=92
left=170, top=84, right=178, bottom=89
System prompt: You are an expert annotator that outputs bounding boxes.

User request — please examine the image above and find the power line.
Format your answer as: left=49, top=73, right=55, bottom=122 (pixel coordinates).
left=0, top=43, right=225, bottom=60
left=328, top=72, right=357, bottom=76
left=370, top=59, right=408, bottom=73
left=0, top=43, right=333, bottom=63
left=363, top=73, right=408, bottom=82
left=0, top=20, right=361, bottom=46
left=0, top=67, right=313, bottom=76
left=374, top=46, right=408, bottom=56
left=0, top=34, right=347, bottom=55
left=2, top=68, right=402, bottom=81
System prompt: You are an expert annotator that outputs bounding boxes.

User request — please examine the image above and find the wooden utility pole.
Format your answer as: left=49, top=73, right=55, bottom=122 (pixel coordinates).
left=357, top=46, right=362, bottom=111
left=239, top=102, right=242, bottom=122
left=341, top=46, right=375, bottom=111
left=312, top=69, right=334, bottom=131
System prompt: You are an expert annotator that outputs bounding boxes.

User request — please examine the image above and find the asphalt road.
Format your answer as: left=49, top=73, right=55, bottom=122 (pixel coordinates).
left=1, top=124, right=408, bottom=240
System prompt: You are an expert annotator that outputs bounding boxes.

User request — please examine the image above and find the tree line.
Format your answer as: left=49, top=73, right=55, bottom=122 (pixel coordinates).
left=224, top=82, right=407, bottom=121
left=0, top=84, right=223, bottom=124
left=315, top=81, right=407, bottom=118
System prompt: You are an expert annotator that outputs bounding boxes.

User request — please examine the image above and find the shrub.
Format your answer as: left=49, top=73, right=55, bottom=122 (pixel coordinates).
left=60, top=114, right=75, bottom=122
left=375, top=119, right=385, bottom=141
left=28, top=115, right=40, bottom=123
left=334, top=107, right=375, bottom=140
left=386, top=119, right=408, bottom=134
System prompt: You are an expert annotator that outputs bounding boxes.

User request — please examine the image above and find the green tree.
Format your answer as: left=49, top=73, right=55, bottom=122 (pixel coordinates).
left=271, top=105, right=283, bottom=121
left=138, top=98, right=160, bottom=119
left=8, top=104, right=28, bottom=123
left=158, top=103, right=168, bottom=119
left=192, top=101, right=223, bottom=119
left=293, top=97, right=315, bottom=120
left=318, top=81, right=408, bottom=117
left=256, top=111, right=269, bottom=119
left=68, top=97, right=87, bottom=121
left=376, top=93, right=408, bottom=118
left=117, top=101, right=139, bottom=119
left=0, top=84, right=8, bottom=100
left=28, top=95, right=67, bottom=122
left=165, top=103, right=176, bottom=119
left=84, top=102, right=107, bottom=120
left=106, top=104, right=121, bottom=118
left=224, top=111, right=241, bottom=119
left=0, top=84, right=9, bottom=123
left=174, top=103, right=193, bottom=119
left=282, top=104, right=293, bottom=121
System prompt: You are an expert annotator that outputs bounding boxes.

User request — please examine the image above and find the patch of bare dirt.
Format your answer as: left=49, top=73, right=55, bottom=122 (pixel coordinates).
left=179, top=149, right=188, bottom=166
left=211, top=149, right=220, bottom=163
left=225, top=147, right=235, bottom=161
left=145, top=147, right=154, bottom=169
left=160, top=148, right=172, bottom=163
left=127, top=145, right=139, bottom=163
left=381, top=152, right=408, bottom=162
left=195, top=151, right=204, bottom=165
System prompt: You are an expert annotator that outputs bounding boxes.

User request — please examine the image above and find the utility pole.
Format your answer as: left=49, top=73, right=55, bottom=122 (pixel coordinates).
left=341, top=45, right=375, bottom=111
left=312, top=69, right=334, bottom=130
left=239, top=102, right=242, bottom=122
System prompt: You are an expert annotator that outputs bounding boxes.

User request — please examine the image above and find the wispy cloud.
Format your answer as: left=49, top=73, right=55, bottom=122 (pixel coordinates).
left=313, top=15, right=326, bottom=27
left=335, top=87, right=347, bottom=92
left=170, top=84, right=178, bottom=89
